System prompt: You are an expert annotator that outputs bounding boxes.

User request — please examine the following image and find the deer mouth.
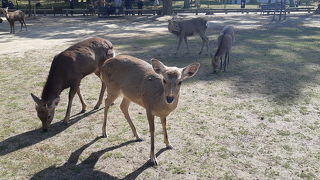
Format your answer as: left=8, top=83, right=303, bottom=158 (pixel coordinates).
left=166, top=96, right=174, bottom=104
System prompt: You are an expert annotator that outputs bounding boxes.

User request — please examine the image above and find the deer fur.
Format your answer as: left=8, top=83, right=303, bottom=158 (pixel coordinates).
left=168, top=17, right=209, bottom=55
left=211, top=25, right=235, bottom=73
left=100, top=55, right=200, bottom=165
left=31, top=37, right=115, bottom=132
left=0, top=7, right=27, bottom=34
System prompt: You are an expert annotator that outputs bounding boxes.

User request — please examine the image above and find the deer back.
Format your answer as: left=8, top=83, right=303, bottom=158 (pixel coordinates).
left=101, top=55, right=165, bottom=109
left=101, top=55, right=200, bottom=117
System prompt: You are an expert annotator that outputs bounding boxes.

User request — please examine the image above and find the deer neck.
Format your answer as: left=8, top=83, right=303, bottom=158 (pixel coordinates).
left=3, top=12, right=10, bottom=20
left=41, top=74, right=63, bottom=102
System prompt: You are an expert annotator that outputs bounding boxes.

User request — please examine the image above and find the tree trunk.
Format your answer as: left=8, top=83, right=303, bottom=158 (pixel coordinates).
left=163, top=0, right=173, bottom=15
left=28, top=0, right=31, bottom=17
left=184, top=0, right=190, bottom=8
left=15, top=0, right=19, bottom=9
left=288, top=0, right=295, bottom=7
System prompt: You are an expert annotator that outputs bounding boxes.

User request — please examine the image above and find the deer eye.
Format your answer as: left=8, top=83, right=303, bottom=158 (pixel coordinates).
left=163, top=79, right=167, bottom=84
left=178, top=81, right=182, bottom=85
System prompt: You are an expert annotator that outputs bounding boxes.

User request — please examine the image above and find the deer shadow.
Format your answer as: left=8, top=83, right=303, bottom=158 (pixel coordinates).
left=31, top=137, right=169, bottom=180
left=0, top=108, right=102, bottom=156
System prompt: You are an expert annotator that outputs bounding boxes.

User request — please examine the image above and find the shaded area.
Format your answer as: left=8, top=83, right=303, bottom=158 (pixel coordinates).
left=0, top=108, right=102, bottom=156
left=31, top=137, right=169, bottom=180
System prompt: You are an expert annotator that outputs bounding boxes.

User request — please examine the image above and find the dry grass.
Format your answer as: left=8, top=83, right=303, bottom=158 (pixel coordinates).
left=0, top=13, right=320, bottom=179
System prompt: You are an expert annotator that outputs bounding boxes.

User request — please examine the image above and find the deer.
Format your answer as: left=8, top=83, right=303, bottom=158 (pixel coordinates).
left=168, top=17, right=209, bottom=55
left=31, top=37, right=115, bottom=132
left=100, top=55, right=200, bottom=165
left=0, top=7, right=27, bottom=34
left=211, top=25, right=235, bottom=73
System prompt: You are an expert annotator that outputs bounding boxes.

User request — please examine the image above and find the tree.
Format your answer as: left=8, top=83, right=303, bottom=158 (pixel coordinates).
left=28, top=0, right=31, bottom=17
left=184, top=0, right=190, bottom=8
left=163, top=0, right=173, bottom=15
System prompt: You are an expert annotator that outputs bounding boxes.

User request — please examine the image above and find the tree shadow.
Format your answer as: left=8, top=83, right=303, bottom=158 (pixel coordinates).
left=0, top=108, right=102, bottom=156
left=31, top=137, right=169, bottom=180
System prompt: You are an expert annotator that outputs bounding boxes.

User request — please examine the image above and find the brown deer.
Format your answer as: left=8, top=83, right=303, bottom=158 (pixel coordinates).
left=100, top=55, right=200, bottom=165
left=211, top=25, right=235, bottom=73
left=0, top=7, right=27, bottom=34
left=31, top=37, right=115, bottom=132
left=168, top=17, right=209, bottom=55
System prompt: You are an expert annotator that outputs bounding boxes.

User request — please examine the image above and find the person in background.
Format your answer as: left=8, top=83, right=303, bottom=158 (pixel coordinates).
left=69, top=0, right=75, bottom=15
left=1, top=0, right=8, bottom=8
left=137, top=0, right=143, bottom=15
left=114, top=0, right=122, bottom=14
left=153, top=0, right=159, bottom=7
left=8, top=1, right=14, bottom=9
left=124, top=0, right=132, bottom=15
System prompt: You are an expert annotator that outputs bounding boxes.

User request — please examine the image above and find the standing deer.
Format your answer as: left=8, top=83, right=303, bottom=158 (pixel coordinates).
left=31, top=37, right=115, bottom=132
left=211, top=25, right=235, bottom=73
left=168, top=17, right=209, bottom=55
left=0, top=7, right=27, bottom=34
left=100, top=55, right=200, bottom=165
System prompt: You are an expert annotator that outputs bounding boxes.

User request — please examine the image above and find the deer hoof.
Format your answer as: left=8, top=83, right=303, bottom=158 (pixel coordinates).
left=80, top=109, right=86, bottom=114
left=149, top=157, right=158, bottom=166
left=166, top=144, right=173, bottom=149
left=135, top=137, right=143, bottom=142
left=93, top=105, right=100, bottom=110
left=102, top=133, right=107, bottom=138
left=62, top=119, right=69, bottom=124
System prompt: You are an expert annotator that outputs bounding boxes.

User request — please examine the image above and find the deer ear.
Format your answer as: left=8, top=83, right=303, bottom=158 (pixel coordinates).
left=151, top=58, right=167, bottom=74
left=31, top=93, right=42, bottom=105
left=181, top=63, right=200, bottom=80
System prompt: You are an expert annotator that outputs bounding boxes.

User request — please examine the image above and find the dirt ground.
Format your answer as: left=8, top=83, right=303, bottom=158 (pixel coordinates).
left=0, top=13, right=320, bottom=179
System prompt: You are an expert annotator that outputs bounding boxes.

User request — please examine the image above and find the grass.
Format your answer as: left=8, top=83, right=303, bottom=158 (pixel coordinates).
left=0, top=13, right=320, bottom=179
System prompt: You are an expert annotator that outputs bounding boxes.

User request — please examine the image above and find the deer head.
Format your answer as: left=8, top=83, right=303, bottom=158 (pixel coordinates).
left=31, top=93, right=60, bottom=132
left=151, top=59, right=200, bottom=104
left=168, top=19, right=180, bottom=33
left=0, top=7, right=8, bottom=16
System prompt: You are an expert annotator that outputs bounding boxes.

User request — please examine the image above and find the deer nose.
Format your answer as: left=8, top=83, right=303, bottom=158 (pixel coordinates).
left=166, top=96, right=174, bottom=103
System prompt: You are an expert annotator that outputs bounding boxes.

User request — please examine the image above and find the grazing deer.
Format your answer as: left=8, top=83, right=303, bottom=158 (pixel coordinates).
left=31, top=37, right=115, bottom=132
left=168, top=17, right=209, bottom=55
left=0, top=7, right=27, bottom=34
left=100, top=55, right=200, bottom=165
left=211, top=25, right=235, bottom=73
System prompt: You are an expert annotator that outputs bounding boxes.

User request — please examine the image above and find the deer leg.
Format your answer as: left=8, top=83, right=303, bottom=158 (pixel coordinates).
left=175, top=37, right=183, bottom=55
left=102, top=89, right=120, bottom=137
left=63, top=86, right=78, bottom=123
left=77, top=88, right=87, bottom=113
left=220, top=56, right=223, bottom=71
left=184, top=36, right=190, bottom=53
left=94, top=72, right=107, bottom=109
left=23, top=19, right=27, bottom=31
left=147, top=110, right=157, bottom=165
left=120, top=97, right=141, bottom=141
left=223, top=53, right=227, bottom=72
left=160, top=117, right=173, bottom=149
left=12, top=22, right=15, bottom=34
left=9, top=23, right=13, bottom=34
left=19, top=20, right=23, bottom=32
left=199, top=34, right=209, bottom=55
left=227, top=51, right=230, bottom=65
